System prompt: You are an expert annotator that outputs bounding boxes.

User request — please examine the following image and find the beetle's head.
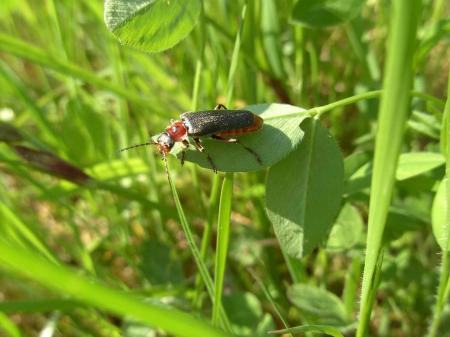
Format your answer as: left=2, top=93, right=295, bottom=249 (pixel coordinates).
left=119, top=132, right=172, bottom=155
left=156, top=132, right=175, bottom=154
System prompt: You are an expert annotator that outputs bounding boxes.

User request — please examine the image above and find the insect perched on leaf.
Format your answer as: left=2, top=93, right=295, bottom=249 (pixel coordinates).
left=120, top=104, right=263, bottom=172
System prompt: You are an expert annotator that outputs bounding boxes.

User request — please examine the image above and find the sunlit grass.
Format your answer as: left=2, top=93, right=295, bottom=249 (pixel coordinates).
left=0, top=0, right=449, bottom=336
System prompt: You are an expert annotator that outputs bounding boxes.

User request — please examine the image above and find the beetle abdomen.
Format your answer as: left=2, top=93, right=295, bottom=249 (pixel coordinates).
left=181, top=110, right=262, bottom=136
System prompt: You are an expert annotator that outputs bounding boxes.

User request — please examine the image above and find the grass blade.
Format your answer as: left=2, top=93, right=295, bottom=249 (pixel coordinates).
left=356, top=1, right=422, bottom=336
left=0, top=239, right=234, bottom=337
left=0, top=32, right=152, bottom=106
left=212, top=172, right=234, bottom=326
left=165, top=165, right=232, bottom=332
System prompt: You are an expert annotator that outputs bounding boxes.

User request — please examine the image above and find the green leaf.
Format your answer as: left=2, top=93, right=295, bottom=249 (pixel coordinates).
left=343, top=152, right=370, bottom=181
left=104, top=0, right=201, bottom=53
left=345, top=152, right=445, bottom=194
left=176, top=104, right=309, bottom=172
left=270, top=324, right=344, bottom=337
left=327, top=203, right=363, bottom=252
left=396, top=152, right=445, bottom=180
left=291, top=0, right=365, bottom=28
left=432, top=180, right=450, bottom=251
left=223, top=292, right=275, bottom=337
left=287, top=284, right=349, bottom=327
left=266, top=119, right=344, bottom=258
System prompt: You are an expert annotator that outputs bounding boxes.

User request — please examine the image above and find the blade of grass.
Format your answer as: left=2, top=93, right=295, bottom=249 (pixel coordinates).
left=195, top=174, right=221, bottom=308
left=0, top=202, right=57, bottom=263
left=0, top=312, right=22, bottom=337
left=269, top=324, right=344, bottom=337
left=356, top=1, right=421, bottom=336
left=165, top=164, right=232, bottom=332
left=249, top=267, right=293, bottom=337
left=0, top=299, right=82, bottom=313
left=427, top=65, right=450, bottom=337
left=0, top=32, right=152, bottom=107
left=0, top=239, right=234, bottom=337
left=212, top=172, right=233, bottom=326
left=212, top=1, right=247, bottom=327
left=0, top=61, right=59, bottom=146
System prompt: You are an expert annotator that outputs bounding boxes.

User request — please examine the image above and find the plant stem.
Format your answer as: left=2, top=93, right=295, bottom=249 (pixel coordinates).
left=263, top=90, right=443, bottom=121
left=356, top=1, right=421, bottom=336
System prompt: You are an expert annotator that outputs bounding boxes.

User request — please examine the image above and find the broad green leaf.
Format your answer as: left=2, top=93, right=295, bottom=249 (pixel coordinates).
left=287, top=284, right=349, bottom=327
left=326, top=203, right=363, bottom=251
left=266, top=119, right=344, bottom=258
left=175, top=104, right=309, bottom=172
left=104, top=0, right=201, bottom=52
left=432, top=180, right=450, bottom=251
left=396, top=152, right=445, bottom=180
left=270, top=324, right=344, bottom=337
left=291, top=0, right=365, bottom=28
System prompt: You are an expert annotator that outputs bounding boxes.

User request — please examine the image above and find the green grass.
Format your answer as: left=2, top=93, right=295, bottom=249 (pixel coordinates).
left=1, top=1, right=450, bottom=337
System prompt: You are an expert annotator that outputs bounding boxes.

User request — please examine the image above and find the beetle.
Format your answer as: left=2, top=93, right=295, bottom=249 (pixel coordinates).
left=120, top=104, right=263, bottom=172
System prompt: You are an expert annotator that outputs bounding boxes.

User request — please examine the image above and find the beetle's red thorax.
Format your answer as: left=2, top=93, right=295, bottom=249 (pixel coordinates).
left=166, top=121, right=187, bottom=141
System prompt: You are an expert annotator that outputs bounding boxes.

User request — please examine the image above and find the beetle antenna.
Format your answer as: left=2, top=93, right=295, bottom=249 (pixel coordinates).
left=119, top=141, right=157, bottom=153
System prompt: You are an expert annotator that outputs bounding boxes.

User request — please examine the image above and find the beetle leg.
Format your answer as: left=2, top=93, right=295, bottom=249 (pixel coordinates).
left=192, top=137, right=218, bottom=173
left=211, top=135, right=262, bottom=165
left=180, top=139, right=190, bottom=166
left=214, top=104, right=228, bottom=110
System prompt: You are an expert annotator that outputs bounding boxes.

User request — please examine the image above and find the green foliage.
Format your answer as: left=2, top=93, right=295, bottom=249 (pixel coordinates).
left=326, top=203, right=363, bottom=251
left=105, top=0, right=201, bottom=52
left=0, top=0, right=449, bottom=337
left=287, top=284, right=350, bottom=327
left=266, top=119, right=344, bottom=258
left=222, top=292, right=275, bottom=336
